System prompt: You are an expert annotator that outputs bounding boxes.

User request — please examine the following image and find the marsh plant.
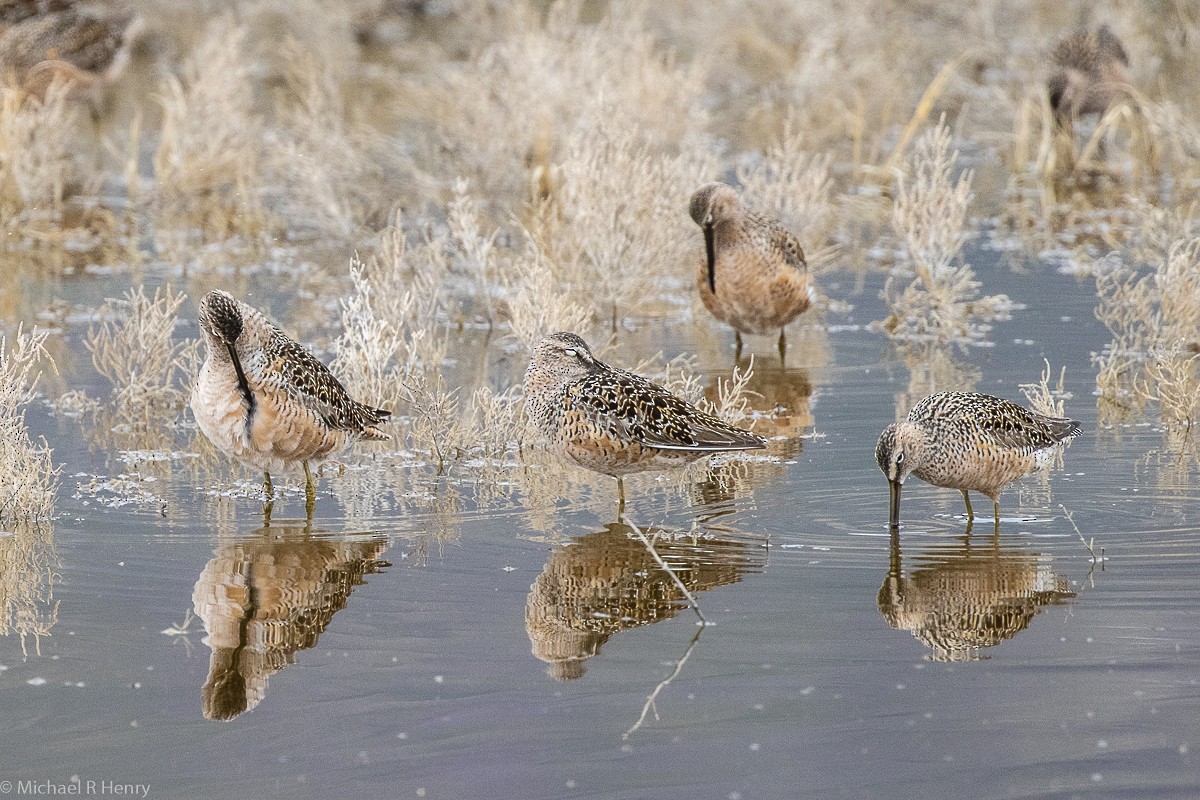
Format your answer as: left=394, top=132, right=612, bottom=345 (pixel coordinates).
left=1094, top=238, right=1200, bottom=427
left=881, top=122, right=1012, bottom=344
left=0, top=82, right=85, bottom=227
left=85, top=285, right=197, bottom=415
left=0, top=328, right=57, bottom=522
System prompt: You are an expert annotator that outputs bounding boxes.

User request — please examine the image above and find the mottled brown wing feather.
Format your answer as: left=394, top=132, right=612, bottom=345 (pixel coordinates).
left=751, top=210, right=807, bottom=274
left=571, top=369, right=765, bottom=452
left=269, top=331, right=390, bottom=434
left=915, top=393, right=1079, bottom=452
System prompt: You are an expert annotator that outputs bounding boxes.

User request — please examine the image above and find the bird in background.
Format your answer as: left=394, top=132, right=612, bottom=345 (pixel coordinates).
left=191, top=290, right=390, bottom=518
left=1047, top=24, right=1130, bottom=127
left=523, top=331, right=766, bottom=513
left=0, top=1, right=145, bottom=100
left=876, top=391, right=1080, bottom=531
left=689, top=182, right=816, bottom=363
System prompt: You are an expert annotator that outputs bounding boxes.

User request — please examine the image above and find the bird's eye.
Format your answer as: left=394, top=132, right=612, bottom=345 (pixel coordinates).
left=896, top=453, right=905, bottom=464
left=704, top=212, right=714, bottom=225
left=563, top=348, right=577, bottom=357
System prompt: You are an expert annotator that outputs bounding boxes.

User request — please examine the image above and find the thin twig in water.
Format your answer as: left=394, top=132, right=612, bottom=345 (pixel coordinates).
left=623, top=623, right=705, bottom=740
left=626, top=518, right=707, bottom=625
left=1060, top=503, right=1102, bottom=572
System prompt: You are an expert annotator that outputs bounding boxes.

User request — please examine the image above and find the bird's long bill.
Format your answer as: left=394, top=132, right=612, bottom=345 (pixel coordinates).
left=225, top=341, right=253, bottom=407
left=704, top=222, right=716, bottom=295
left=888, top=479, right=901, bottom=529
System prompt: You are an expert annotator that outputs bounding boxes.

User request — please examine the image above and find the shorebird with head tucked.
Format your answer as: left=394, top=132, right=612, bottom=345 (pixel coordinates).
left=191, top=290, right=390, bottom=516
left=876, top=391, right=1080, bottom=530
left=523, top=332, right=766, bottom=511
left=1047, top=25, right=1130, bottom=128
left=689, top=182, right=816, bottom=363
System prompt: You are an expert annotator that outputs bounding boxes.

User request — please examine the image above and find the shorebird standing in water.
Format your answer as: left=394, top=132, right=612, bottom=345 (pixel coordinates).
left=523, top=332, right=766, bottom=513
left=191, top=290, right=390, bottom=517
left=689, top=182, right=816, bottom=363
left=876, top=391, right=1080, bottom=530
left=1047, top=25, right=1130, bottom=128
left=0, top=2, right=145, bottom=99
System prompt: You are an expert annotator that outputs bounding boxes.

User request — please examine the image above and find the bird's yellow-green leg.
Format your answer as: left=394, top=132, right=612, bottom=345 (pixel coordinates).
left=992, top=499, right=1001, bottom=534
left=263, top=470, right=274, bottom=499
left=961, top=490, right=974, bottom=521
left=735, top=331, right=744, bottom=361
left=778, top=328, right=787, bottom=365
left=303, top=461, right=316, bottom=519
left=616, top=476, right=626, bottom=519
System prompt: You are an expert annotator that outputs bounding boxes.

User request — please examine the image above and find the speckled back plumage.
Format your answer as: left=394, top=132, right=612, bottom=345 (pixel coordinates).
left=877, top=391, right=1080, bottom=502
left=191, top=290, right=389, bottom=476
left=523, top=332, right=766, bottom=477
left=689, top=182, right=815, bottom=336
left=1047, top=25, right=1130, bottom=119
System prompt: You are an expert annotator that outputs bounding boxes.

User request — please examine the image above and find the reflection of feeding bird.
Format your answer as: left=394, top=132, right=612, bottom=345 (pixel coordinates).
left=1047, top=25, right=1130, bottom=126
left=878, top=528, right=1075, bottom=661
left=876, top=392, right=1080, bottom=528
left=191, top=290, right=390, bottom=515
left=689, top=182, right=816, bottom=362
left=523, top=332, right=766, bottom=510
left=0, top=2, right=145, bottom=98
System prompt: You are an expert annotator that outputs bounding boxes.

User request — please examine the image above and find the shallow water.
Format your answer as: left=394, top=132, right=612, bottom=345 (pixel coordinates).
left=2, top=241, right=1199, bottom=800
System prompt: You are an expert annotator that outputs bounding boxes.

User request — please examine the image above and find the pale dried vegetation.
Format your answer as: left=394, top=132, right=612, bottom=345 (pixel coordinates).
left=880, top=122, right=1013, bottom=343
left=0, top=0, right=1192, bottom=521
left=0, top=329, right=57, bottom=522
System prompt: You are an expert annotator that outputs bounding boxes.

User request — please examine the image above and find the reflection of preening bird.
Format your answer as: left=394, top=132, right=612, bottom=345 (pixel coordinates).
left=191, top=530, right=388, bottom=720
left=876, top=392, right=1080, bottom=528
left=1048, top=25, right=1130, bottom=124
left=689, top=182, right=816, bottom=362
left=0, top=2, right=144, bottom=98
left=191, top=290, right=390, bottom=513
left=525, top=523, right=764, bottom=680
left=523, top=332, right=766, bottom=509
left=878, top=529, right=1075, bottom=661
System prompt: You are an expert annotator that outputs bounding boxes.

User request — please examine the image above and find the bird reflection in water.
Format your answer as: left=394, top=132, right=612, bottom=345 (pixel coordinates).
left=878, top=526, right=1075, bottom=661
left=692, top=362, right=812, bottom=507
left=525, top=521, right=765, bottom=680
left=191, top=522, right=389, bottom=720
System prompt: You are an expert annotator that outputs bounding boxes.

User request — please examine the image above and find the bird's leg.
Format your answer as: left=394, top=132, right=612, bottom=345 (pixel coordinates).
left=303, top=461, right=316, bottom=520
left=616, top=476, right=626, bottom=519
left=263, top=471, right=274, bottom=499
left=961, top=490, right=974, bottom=520
left=992, top=499, right=1001, bottom=535
left=777, top=328, right=787, bottom=366
left=734, top=331, right=744, bottom=361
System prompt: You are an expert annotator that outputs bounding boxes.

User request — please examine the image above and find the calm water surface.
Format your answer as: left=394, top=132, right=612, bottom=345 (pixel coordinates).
left=2, top=244, right=1198, bottom=800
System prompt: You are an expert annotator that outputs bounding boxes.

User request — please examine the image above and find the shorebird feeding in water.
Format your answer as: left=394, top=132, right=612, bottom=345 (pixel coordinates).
left=191, top=290, right=390, bottom=517
left=876, top=391, right=1080, bottom=530
left=689, top=182, right=816, bottom=363
left=1047, top=25, right=1130, bottom=128
left=523, top=332, right=767, bottom=512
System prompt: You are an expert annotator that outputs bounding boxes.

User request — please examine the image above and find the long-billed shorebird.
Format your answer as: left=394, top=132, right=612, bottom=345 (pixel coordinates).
left=688, top=182, right=816, bottom=362
left=523, top=332, right=766, bottom=511
left=191, top=290, right=390, bottom=516
left=0, top=2, right=144, bottom=99
left=876, top=391, right=1080, bottom=529
left=1047, top=25, right=1130, bottom=125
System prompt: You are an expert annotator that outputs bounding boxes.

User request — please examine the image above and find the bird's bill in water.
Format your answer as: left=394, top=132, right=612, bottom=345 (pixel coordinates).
left=888, top=479, right=901, bottom=528
left=704, top=222, right=716, bottom=294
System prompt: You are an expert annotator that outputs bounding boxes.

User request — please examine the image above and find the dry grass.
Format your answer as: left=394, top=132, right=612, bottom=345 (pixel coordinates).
left=0, top=81, right=86, bottom=228
left=1094, top=235, right=1200, bottom=429
left=85, top=285, right=196, bottom=414
left=880, top=121, right=1013, bottom=343
left=0, top=327, right=57, bottom=522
